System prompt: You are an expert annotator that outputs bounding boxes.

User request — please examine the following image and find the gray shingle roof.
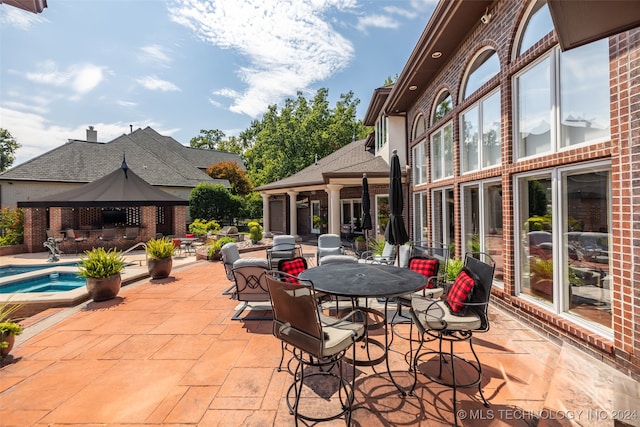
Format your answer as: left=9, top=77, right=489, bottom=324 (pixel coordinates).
left=255, top=139, right=390, bottom=191
left=0, top=127, right=243, bottom=188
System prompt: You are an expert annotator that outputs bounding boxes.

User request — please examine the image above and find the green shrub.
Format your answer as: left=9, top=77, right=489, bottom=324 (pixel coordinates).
left=247, top=221, right=263, bottom=242
left=0, top=208, right=24, bottom=246
left=189, top=219, right=220, bottom=236
left=445, top=258, right=464, bottom=282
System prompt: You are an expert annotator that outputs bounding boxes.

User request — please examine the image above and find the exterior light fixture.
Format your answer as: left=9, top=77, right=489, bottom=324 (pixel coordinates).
left=431, top=51, right=442, bottom=59
left=409, top=85, right=418, bottom=91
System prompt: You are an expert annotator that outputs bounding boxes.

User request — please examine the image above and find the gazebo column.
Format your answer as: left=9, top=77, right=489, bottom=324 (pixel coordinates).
left=261, top=192, right=272, bottom=237
left=325, top=184, right=343, bottom=235
left=173, top=205, right=187, bottom=237
left=141, top=206, right=156, bottom=241
left=23, top=207, right=47, bottom=253
left=49, top=207, right=63, bottom=234
left=287, top=190, right=298, bottom=238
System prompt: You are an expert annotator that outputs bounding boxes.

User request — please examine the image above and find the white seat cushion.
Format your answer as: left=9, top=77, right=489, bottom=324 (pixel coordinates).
left=411, top=296, right=481, bottom=331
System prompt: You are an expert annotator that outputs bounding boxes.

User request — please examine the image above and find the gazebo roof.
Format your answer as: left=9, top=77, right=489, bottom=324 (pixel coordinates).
left=17, top=161, right=188, bottom=208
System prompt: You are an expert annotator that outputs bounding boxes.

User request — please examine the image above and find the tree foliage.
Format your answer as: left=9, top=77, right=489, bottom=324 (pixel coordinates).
left=241, top=88, right=370, bottom=187
left=206, top=161, right=252, bottom=195
left=189, top=129, right=225, bottom=150
left=189, top=183, right=242, bottom=223
left=0, top=128, right=20, bottom=173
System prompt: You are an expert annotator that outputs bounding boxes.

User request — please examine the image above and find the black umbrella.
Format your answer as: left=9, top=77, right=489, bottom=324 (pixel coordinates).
left=384, top=150, right=409, bottom=256
left=361, top=173, right=372, bottom=241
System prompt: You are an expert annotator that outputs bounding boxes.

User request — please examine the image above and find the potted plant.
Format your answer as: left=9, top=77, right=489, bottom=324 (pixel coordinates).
left=145, top=237, right=175, bottom=279
left=0, top=301, right=23, bottom=358
left=354, top=235, right=367, bottom=252
left=77, top=247, right=126, bottom=302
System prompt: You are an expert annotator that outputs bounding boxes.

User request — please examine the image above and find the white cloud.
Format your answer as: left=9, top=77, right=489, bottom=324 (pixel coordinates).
left=117, top=100, right=137, bottom=108
left=24, top=61, right=106, bottom=97
left=169, top=0, right=355, bottom=117
left=140, top=44, right=172, bottom=66
left=356, top=14, right=400, bottom=32
left=0, top=6, right=47, bottom=29
left=136, top=75, right=181, bottom=92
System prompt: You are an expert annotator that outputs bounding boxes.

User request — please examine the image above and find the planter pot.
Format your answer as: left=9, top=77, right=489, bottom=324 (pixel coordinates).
left=355, top=240, right=366, bottom=251
left=86, top=274, right=122, bottom=302
left=1, top=333, right=16, bottom=358
left=209, top=251, right=222, bottom=261
left=148, top=257, right=173, bottom=279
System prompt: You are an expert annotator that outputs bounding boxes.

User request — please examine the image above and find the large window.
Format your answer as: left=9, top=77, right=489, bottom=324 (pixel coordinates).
left=412, top=141, right=426, bottom=185
left=375, top=194, right=389, bottom=239
left=413, top=191, right=428, bottom=242
left=432, top=187, right=454, bottom=254
left=515, top=163, right=612, bottom=332
left=462, top=181, right=504, bottom=284
left=463, top=49, right=500, bottom=99
left=516, top=1, right=554, bottom=56
left=431, top=122, right=453, bottom=181
left=376, top=115, right=387, bottom=151
left=432, top=90, right=452, bottom=125
left=515, top=39, right=610, bottom=159
left=341, top=199, right=362, bottom=232
left=461, top=90, right=501, bottom=173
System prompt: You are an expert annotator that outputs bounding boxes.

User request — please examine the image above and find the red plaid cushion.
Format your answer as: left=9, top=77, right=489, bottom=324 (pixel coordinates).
left=409, top=257, right=440, bottom=289
left=278, top=257, right=307, bottom=283
left=445, top=267, right=477, bottom=315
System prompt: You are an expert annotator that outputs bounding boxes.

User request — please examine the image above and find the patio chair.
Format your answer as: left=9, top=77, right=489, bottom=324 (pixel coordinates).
left=231, top=259, right=270, bottom=320
left=122, top=227, right=139, bottom=242
left=220, top=242, right=241, bottom=281
left=266, top=235, right=301, bottom=269
left=263, top=269, right=364, bottom=426
left=99, top=227, right=117, bottom=244
left=409, top=252, right=496, bottom=426
left=316, top=234, right=344, bottom=263
left=361, top=241, right=396, bottom=265
left=64, top=228, right=87, bottom=254
left=171, top=238, right=185, bottom=256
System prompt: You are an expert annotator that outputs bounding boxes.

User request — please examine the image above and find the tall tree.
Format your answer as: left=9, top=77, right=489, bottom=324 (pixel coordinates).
left=189, top=129, right=226, bottom=150
left=0, top=128, right=20, bottom=172
left=242, top=88, right=370, bottom=187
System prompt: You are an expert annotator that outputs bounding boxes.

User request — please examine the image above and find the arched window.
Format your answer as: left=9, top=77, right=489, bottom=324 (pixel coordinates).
left=515, top=0, right=554, bottom=57
left=462, top=48, right=499, bottom=99
left=412, top=113, right=426, bottom=139
left=431, top=90, right=452, bottom=125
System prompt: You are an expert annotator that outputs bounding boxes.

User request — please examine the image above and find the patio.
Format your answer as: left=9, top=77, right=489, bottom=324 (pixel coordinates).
left=1, top=244, right=638, bottom=426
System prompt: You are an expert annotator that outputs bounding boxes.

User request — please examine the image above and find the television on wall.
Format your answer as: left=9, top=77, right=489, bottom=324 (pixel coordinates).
left=102, top=210, right=126, bottom=225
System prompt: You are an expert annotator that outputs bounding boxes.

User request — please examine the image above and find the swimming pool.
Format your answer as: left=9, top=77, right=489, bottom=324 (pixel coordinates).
left=0, top=262, right=78, bottom=278
left=0, top=272, right=85, bottom=293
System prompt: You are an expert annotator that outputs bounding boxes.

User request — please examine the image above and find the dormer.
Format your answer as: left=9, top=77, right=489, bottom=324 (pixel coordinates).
left=363, top=84, right=407, bottom=166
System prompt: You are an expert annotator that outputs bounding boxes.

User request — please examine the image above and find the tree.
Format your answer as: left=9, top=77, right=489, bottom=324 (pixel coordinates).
left=189, top=183, right=242, bottom=223
left=0, top=129, right=20, bottom=172
left=241, top=192, right=263, bottom=220
left=242, top=88, right=370, bottom=187
left=189, top=129, right=225, bottom=150
left=206, top=161, right=253, bottom=195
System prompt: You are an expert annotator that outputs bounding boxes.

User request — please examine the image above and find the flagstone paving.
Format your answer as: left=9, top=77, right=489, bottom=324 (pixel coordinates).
left=1, top=246, right=638, bottom=426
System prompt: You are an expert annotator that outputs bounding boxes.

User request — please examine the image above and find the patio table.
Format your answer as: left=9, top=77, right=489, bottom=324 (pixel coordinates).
left=299, top=262, right=426, bottom=393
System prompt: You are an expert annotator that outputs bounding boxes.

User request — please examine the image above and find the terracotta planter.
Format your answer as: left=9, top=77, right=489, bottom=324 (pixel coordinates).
left=148, top=257, right=173, bottom=279
left=86, top=274, right=122, bottom=302
left=1, top=333, right=16, bottom=358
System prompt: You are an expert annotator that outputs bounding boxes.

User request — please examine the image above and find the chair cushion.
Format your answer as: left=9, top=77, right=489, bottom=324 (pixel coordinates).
left=278, top=257, right=307, bottom=282
left=318, top=312, right=365, bottom=356
left=397, top=286, right=445, bottom=305
left=411, top=297, right=481, bottom=331
left=319, top=255, right=358, bottom=265
left=445, top=267, right=478, bottom=315
left=409, top=256, right=440, bottom=289
left=233, top=258, right=269, bottom=269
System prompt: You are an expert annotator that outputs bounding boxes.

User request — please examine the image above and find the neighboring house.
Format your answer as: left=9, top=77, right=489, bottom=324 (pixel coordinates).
left=0, top=126, right=242, bottom=209
left=255, top=133, right=397, bottom=240
left=360, top=0, right=638, bottom=378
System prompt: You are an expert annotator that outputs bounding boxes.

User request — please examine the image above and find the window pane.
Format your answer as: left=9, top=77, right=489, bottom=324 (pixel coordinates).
left=560, top=39, right=611, bottom=147
left=564, top=170, right=611, bottom=329
left=413, top=192, right=428, bottom=241
left=431, top=132, right=442, bottom=180
left=482, top=91, right=501, bottom=167
left=433, top=92, right=452, bottom=124
left=518, top=175, right=553, bottom=303
left=462, top=106, right=479, bottom=173
left=463, top=185, right=480, bottom=253
left=413, top=142, right=426, bottom=185
left=484, top=182, right=503, bottom=282
left=518, top=2, right=553, bottom=55
left=517, top=57, right=551, bottom=157
left=464, top=51, right=499, bottom=99
left=444, top=123, right=454, bottom=177
left=376, top=195, right=389, bottom=238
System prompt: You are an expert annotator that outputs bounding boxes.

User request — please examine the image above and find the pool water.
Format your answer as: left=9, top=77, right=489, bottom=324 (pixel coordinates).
left=0, top=273, right=85, bottom=293
left=0, top=262, right=77, bottom=278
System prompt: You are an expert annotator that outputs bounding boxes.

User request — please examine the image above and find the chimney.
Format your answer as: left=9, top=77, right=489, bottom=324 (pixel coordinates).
left=86, top=126, right=97, bottom=142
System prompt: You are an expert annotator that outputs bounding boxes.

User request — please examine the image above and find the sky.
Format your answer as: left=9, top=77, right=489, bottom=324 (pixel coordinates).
left=0, top=0, right=435, bottom=168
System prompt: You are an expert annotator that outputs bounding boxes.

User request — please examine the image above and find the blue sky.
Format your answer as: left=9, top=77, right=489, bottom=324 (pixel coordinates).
left=1, top=0, right=435, bottom=167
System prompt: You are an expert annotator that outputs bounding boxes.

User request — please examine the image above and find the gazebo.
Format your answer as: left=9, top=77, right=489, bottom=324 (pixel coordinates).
left=17, top=161, right=189, bottom=253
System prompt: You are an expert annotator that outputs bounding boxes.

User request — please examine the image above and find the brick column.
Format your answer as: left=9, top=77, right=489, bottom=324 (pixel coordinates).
left=23, top=208, right=47, bottom=253
left=140, top=206, right=156, bottom=241
left=173, top=206, right=187, bottom=237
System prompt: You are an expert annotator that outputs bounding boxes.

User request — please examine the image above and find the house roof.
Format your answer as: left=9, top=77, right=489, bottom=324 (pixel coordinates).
left=17, top=161, right=189, bottom=208
left=0, top=126, right=243, bottom=188
left=255, top=139, right=390, bottom=192
left=0, top=0, right=47, bottom=14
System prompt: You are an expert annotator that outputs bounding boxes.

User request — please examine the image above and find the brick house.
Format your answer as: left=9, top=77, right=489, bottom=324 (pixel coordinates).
left=363, top=0, right=639, bottom=378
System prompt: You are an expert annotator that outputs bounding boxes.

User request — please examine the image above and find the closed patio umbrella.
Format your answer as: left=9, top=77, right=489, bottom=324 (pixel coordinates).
left=361, top=173, right=372, bottom=241
left=384, top=150, right=409, bottom=262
